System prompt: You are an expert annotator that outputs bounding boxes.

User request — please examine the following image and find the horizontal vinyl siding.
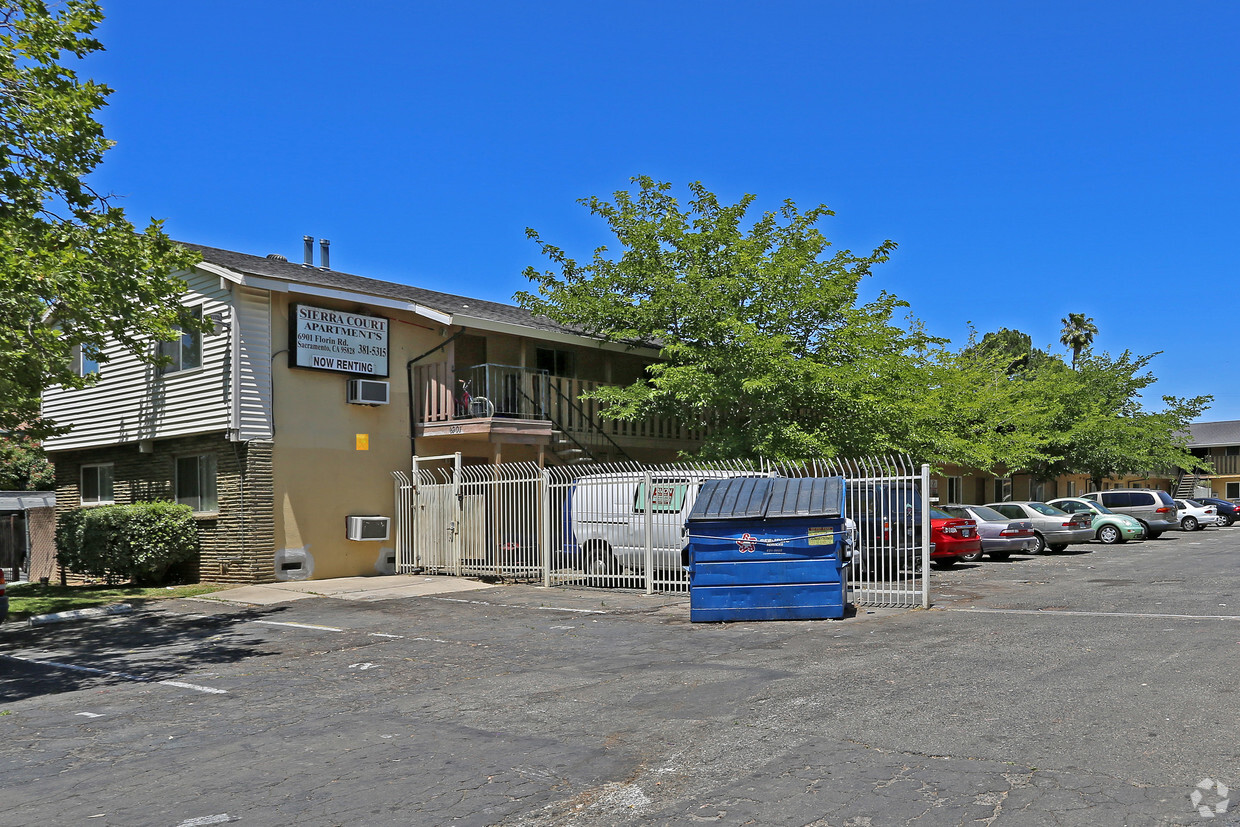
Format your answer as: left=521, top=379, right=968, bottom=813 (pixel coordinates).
left=43, top=269, right=234, bottom=451
left=236, top=286, right=273, bottom=439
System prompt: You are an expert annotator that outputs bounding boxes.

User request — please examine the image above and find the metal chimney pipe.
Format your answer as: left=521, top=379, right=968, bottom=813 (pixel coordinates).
left=319, top=239, right=330, bottom=270
left=303, top=235, right=314, bottom=265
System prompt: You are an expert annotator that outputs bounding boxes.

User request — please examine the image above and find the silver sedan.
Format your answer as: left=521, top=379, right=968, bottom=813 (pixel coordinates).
left=984, top=501, right=1094, bottom=554
left=940, top=504, right=1037, bottom=561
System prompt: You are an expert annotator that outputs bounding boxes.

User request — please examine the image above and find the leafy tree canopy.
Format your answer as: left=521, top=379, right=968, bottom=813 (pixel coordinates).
left=1, top=0, right=202, bottom=437
left=519, top=178, right=1029, bottom=463
left=1022, top=349, right=1210, bottom=487
left=0, top=432, right=54, bottom=489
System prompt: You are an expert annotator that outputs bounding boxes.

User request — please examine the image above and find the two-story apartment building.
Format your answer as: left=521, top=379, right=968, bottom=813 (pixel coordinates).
left=1186, top=420, right=1240, bottom=500
left=42, top=241, right=699, bottom=584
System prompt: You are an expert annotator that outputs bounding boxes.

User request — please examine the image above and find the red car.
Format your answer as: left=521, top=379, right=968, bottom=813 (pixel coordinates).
left=929, top=506, right=981, bottom=568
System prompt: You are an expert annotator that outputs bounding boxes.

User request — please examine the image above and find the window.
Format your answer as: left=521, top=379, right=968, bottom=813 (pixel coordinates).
left=1227, top=482, right=1239, bottom=499
left=1066, top=480, right=1078, bottom=497
left=81, top=464, right=114, bottom=504
left=634, top=480, right=689, bottom=513
left=72, top=344, right=100, bottom=378
left=176, top=453, right=217, bottom=512
left=993, top=477, right=1012, bottom=503
left=991, top=504, right=1023, bottom=519
left=535, top=347, right=575, bottom=377
left=946, top=476, right=963, bottom=504
left=1227, top=446, right=1240, bottom=457
left=158, top=306, right=203, bottom=374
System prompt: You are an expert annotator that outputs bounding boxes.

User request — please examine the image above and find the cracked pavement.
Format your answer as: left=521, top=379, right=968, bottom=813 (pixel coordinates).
left=1, top=528, right=1238, bottom=826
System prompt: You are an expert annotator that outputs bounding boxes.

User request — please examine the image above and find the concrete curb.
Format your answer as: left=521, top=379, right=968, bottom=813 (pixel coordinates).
left=28, top=603, right=135, bottom=627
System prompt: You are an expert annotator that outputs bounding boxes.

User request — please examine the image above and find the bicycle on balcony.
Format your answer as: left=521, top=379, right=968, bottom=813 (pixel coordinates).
left=456, top=378, right=495, bottom=419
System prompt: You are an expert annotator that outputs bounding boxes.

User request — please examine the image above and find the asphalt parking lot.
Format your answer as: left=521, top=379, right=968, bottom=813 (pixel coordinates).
left=1, top=527, right=1238, bottom=827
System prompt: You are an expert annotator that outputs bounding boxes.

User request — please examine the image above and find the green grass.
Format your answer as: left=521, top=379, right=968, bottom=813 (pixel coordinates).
left=3, top=582, right=225, bottom=622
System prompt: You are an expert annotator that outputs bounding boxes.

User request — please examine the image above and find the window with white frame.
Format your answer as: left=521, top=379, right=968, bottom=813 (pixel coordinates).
left=1066, top=480, right=1078, bottom=497
left=72, top=344, right=100, bottom=378
left=81, top=464, right=114, bottom=504
left=946, top=476, right=963, bottom=503
left=993, top=477, right=1012, bottom=502
left=176, top=453, right=217, bottom=512
left=158, top=306, right=203, bottom=374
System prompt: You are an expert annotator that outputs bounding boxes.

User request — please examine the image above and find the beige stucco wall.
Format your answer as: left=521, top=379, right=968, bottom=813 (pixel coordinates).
left=270, top=295, right=446, bottom=580
left=930, top=465, right=1177, bottom=505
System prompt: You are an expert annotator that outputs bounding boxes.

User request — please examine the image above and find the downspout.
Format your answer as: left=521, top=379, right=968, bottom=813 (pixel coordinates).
left=407, top=329, right=466, bottom=460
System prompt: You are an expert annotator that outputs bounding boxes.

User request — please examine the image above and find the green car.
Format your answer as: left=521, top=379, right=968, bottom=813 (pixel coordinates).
left=1046, top=497, right=1145, bottom=544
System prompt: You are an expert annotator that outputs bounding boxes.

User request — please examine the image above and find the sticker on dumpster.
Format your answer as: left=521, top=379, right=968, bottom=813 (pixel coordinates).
left=808, top=529, right=835, bottom=546
left=737, top=533, right=758, bottom=553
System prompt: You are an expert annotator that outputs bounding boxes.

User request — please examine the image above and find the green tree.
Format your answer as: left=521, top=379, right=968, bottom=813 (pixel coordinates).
left=0, top=432, right=54, bottom=489
left=1, top=0, right=202, bottom=437
left=964, top=327, right=1058, bottom=377
left=521, top=178, right=961, bottom=460
left=1059, top=312, right=1098, bottom=370
left=963, top=328, right=1210, bottom=487
left=1026, top=350, right=1209, bottom=489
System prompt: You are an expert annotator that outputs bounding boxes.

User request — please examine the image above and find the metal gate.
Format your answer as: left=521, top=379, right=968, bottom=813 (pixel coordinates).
left=393, top=455, right=930, bottom=608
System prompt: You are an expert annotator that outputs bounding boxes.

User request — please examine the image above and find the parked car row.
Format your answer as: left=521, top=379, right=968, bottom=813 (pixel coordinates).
left=563, top=472, right=1228, bottom=578
left=926, top=486, right=1234, bottom=567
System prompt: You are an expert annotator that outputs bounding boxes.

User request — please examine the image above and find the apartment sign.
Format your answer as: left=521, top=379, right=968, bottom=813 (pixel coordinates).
left=290, top=303, right=390, bottom=377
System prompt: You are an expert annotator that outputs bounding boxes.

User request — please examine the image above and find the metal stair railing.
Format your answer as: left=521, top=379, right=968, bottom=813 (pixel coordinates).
left=521, top=382, right=633, bottom=464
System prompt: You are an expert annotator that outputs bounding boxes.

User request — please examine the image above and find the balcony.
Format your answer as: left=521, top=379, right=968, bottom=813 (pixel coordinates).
left=412, top=362, right=704, bottom=457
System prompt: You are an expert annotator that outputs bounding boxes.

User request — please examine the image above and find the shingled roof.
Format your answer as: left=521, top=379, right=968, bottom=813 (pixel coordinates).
left=1186, top=419, right=1240, bottom=448
left=181, top=242, right=595, bottom=341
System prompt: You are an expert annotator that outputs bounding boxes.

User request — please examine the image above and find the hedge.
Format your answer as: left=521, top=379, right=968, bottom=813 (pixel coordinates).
left=56, top=501, right=199, bottom=585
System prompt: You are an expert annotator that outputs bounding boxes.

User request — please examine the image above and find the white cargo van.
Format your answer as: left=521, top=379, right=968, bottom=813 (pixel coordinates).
left=568, top=470, right=769, bottom=573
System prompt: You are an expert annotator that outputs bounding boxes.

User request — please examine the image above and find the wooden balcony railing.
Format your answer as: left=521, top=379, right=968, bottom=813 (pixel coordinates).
left=412, top=362, right=705, bottom=445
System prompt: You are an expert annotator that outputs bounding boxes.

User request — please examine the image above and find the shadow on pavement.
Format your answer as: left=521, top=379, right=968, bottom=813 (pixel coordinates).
left=0, top=604, right=285, bottom=703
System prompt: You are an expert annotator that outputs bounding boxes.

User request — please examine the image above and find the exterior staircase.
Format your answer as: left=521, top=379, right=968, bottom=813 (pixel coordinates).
left=1175, top=472, right=1201, bottom=498
left=547, top=429, right=595, bottom=466
left=519, top=383, right=634, bottom=467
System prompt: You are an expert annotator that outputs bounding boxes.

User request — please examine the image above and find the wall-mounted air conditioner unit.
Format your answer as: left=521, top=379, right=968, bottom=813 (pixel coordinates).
left=346, top=515, right=391, bottom=541
left=347, top=379, right=390, bottom=406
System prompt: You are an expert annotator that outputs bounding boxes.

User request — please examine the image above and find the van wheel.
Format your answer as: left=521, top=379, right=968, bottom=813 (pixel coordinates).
left=582, top=542, right=617, bottom=576
left=1181, top=516, right=1199, bottom=531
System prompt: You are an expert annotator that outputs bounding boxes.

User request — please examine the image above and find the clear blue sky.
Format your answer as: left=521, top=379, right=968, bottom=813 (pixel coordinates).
left=87, top=1, right=1238, bottom=421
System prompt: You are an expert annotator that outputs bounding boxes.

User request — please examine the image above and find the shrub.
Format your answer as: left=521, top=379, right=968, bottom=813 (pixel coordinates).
left=57, top=502, right=199, bottom=585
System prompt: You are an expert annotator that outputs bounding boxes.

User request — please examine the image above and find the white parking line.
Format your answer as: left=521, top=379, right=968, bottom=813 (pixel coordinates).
left=248, top=620, right=344, bottom=632
left=0, top=653, right=230, bottom=694
left=160, top=680, right=229, bottom=695
left=949, top=607, right=1240, bottom=621
left=175, top=815, right=232, bottom=826
left=429, top=596, right=606, bottom=614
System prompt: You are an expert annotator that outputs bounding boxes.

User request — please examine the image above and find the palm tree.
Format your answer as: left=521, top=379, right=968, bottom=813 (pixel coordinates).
left=1059, top=313, right=1098, bottom=369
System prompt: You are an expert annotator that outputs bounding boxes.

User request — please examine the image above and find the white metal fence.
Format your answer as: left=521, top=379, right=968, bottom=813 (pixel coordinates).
left=392, top=455, right=930, bottom=608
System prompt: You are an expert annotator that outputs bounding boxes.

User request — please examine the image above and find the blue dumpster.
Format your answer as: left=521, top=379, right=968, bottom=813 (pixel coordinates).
left=686, top=476, right=849, bottom=622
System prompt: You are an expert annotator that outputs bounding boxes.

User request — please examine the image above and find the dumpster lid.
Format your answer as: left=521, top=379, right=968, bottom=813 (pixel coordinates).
left=687, top=477, right=772, bottom=521
left=688, top=476, right=846, bottom=521
left=765, top=476, right=844, bottom=519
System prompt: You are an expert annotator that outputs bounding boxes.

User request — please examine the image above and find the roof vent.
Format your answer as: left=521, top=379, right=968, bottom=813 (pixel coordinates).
left=266, top=253, right=288, bottom=262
